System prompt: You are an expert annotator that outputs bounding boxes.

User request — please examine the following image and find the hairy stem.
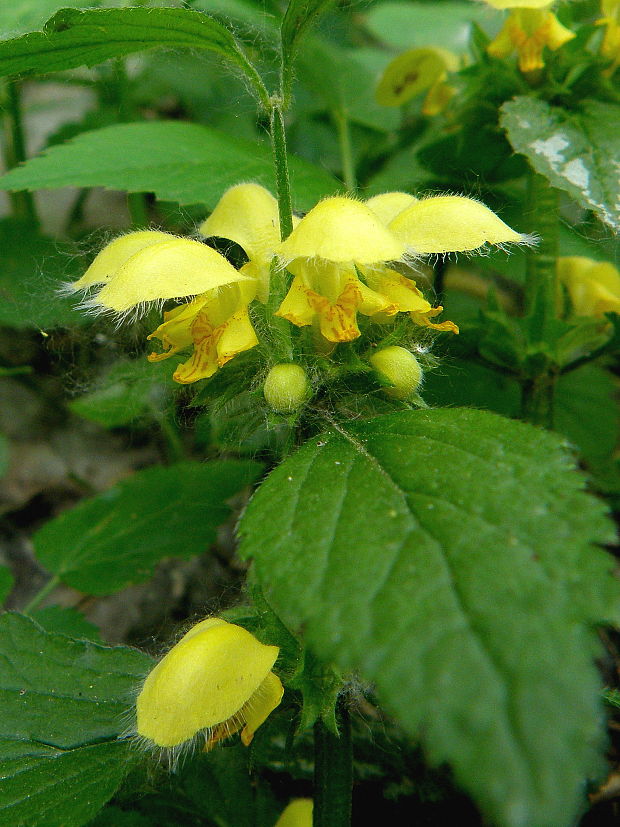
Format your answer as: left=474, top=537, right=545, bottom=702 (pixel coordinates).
left=521, top=368, right=559, bottom=428
left=333, top=108, right=356, bottom=195
left=520, top=172, right=560, bottom=427
left=525, top=172, right=559, bottom=329
left=270, top=104, right=294, bottom=241
left=265, top=103, right=295, bottom=363
left=313, top=702, right=353, bottom=827
left=127, top=191, right=150, bottom=228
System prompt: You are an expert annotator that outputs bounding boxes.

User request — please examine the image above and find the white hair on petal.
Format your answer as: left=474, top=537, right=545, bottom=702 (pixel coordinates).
left=74, top=294, right=200, bottom=327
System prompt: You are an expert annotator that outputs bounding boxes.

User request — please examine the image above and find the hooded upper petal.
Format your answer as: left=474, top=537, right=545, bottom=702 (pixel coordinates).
left=199, top=183, right=280, bottom=264
left=365, top=192, right=418, bottom=225
left=389, top=195, right=529, bottom=254
left=277, top=197, right=406, bottom=264
left=71, top=230, right=173, bottom=291
left=93, top=238, right=252, bottom=313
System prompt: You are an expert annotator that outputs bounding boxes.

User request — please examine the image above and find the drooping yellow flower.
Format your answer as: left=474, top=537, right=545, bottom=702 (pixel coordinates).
left=597, top=0, right=620, bottom=74
left=275, top=197, right=410, bottom=342
left=136, top=617, right=283, bottom=751
left=375, top=47, right=458, bottom=116
left=274, top=799, right=314, bottom=827
left=275, top=193, right=528, bottom=341
left=557, top=256, right=620, bottom=317
left=275, top=196, right=455, bottom=341
left=487, top=6, right=575, bottom=72
left=69, top=192, right=273, bottom=383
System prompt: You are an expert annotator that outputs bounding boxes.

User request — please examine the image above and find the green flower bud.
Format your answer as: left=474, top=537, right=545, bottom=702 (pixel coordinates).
left=263, top=363, right=309, bottom=413
left=370, top=346, right=423, bottom=399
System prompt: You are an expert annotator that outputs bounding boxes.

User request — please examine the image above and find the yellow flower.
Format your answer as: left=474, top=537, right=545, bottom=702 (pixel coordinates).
left=275, top=193, right=527, bottom=341
left=70, top=230, right=257, bottom=383
left=71, top=231, right=250, bottom=314
left=147, top=281, right=259, bottom=384
left=557, top=256, right=620, bottom=317
left=275, top=196, right=409, bottom=342
left=487, top=6, right=575, bottom=72
left=136, top=617, right=283, bottom=751
left=69, top=186, right=281, bottom=383
left=199, top=183, right=281, bottom=302
left=274, top=196, right=426, bottom=340
left=597, top=0, right=620, bottom=74
left=375, top=47, right=458, bottom=115
left=387, top=194, right=530, bottom=254
left=274, top=799, right=314, bottom=827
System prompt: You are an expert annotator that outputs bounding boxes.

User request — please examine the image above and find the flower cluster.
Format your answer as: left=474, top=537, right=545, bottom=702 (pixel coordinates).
left=70, top=184, right=529, bottom=396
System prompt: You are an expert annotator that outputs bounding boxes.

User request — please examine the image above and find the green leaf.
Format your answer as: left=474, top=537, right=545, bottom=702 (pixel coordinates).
left=0, top=121, right=339, bottom=212
left=32, top=606, right=102, bottom=641
left=281, top=0, right=332, bottom=97
left=0, top=568, right=13, bottom=606
left=297, top=38, right=399, bottom=132
left=0, top=7, right=267, bottom=105
left=239, top=408, right=618, bottom=827
left=0, top=218, right=85, bottom=329
left=69, top=358, right=172, bottom=429
left=0, top=0, right=98, bottom=37
left=556, top=365, right=619, bottom=469
left=363, top=1, right=496, bottom=53
left=423, top=358, right=618, bottom=475
left=192, top=0, right=278, bottom=39
left=34, top=460, right=262, bottom=595
left=501, top=98, right=620, bottom=232
left=422, top=358, right=521, bottom=417
left=365, top=142, right=432, bottom=195
left=0, top=612, right=151, bottom=827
